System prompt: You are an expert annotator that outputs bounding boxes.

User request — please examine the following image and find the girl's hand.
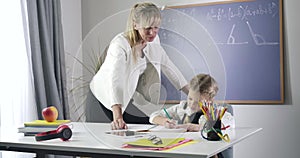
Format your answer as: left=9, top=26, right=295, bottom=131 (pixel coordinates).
left=164, top=119, right=177, bottom=129
left=177, top=123, right=200, bottom=132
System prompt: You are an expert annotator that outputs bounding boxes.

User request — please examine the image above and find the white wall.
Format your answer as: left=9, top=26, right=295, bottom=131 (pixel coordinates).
left=63, top=0, right=300, bottom=157
left=61, top=0, right=82, bottom=121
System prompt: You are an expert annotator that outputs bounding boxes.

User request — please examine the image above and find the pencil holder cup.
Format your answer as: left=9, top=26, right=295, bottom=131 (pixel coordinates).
left=202, top=120, right=222, bottom=141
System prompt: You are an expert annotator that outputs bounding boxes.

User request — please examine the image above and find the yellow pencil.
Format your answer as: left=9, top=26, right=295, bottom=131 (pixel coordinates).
left=219, top=108, right=227, bottom=120
left=199, top=102, right=209, bottom=120
left=211, top=105, right=215, bottom=120
left=199, top=101, right=203, bottom=109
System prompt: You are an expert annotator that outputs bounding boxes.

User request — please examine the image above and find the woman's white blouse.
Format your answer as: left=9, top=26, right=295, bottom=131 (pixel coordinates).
left=90, top=33, right=188, bottom=112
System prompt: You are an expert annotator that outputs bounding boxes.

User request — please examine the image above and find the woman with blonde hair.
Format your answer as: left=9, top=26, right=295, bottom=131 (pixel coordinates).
left=90, top=2, right=189, bottom=130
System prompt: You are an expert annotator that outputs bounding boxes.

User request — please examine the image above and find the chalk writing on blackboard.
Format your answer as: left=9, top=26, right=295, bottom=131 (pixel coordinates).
left=205, top=2, right=279, bottom=21
left=217, top=21, right=279, bottom=45
left=246, top=21, right=279, bottom=45
left=220, top=24, right=249, bottom=45
left=159, top=0, right=284, bottom=104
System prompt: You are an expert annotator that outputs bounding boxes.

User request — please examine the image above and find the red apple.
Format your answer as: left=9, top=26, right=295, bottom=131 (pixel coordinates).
left=42, top=106, right=58, bottom=122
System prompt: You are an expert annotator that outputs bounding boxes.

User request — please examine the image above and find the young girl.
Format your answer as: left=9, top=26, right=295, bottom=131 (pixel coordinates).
left=149, top=74, right=235, bottom=132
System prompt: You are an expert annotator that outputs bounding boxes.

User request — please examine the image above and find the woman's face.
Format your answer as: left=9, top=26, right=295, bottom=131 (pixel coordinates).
left=135, top=22, right=160, bottom=42
left=138, top=26, right=159, bottom=42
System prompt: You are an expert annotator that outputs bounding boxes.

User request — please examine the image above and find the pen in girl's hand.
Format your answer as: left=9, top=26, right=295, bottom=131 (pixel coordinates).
left=163, top=108, right=178, bottom=128
left=163, top=108, right=172, bottom=119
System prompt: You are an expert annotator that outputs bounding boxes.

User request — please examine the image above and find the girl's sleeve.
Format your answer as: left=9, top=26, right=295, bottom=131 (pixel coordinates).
left=149, top=104, right=180, bottom=124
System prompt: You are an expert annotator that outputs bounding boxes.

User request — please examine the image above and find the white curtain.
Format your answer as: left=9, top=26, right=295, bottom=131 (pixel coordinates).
left=0, top=0, right=37, bottom=157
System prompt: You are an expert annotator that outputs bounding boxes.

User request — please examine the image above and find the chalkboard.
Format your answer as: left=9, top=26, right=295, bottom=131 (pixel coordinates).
left=159, top=0, right=284, bottom=104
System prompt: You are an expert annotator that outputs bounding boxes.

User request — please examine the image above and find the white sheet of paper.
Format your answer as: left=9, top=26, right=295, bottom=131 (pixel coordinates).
left=149, top=126, right=186, bottom=133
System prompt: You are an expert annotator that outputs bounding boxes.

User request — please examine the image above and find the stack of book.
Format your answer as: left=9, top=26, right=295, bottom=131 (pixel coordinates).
left=18, top=120, right=71, bottom=136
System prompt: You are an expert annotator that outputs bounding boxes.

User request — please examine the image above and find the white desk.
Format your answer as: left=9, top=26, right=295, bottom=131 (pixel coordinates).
left=0, top=122, right=262, bottom=158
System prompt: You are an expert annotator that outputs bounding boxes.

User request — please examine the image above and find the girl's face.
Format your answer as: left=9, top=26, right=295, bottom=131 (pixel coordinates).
left=187, top=90, right=201, bottom=113
left=187, top=90, right=211, bottom=113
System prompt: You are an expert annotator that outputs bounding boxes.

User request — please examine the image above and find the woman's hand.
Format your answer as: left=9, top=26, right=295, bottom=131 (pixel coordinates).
left=111, top=104, right=128, bottom=130
left=111, top=118, right=128, bottom=130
